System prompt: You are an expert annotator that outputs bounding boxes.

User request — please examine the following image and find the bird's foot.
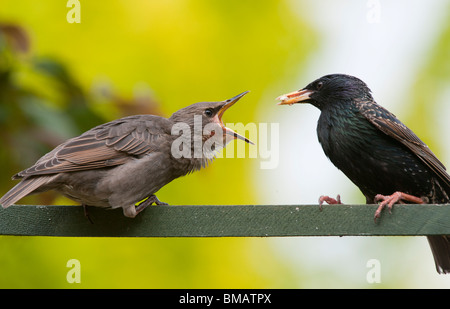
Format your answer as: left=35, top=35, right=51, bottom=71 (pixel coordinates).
left=135, top=194, right=169, bottom=214
left=373, top=191, right=424, bottom=222
left=82, top=205, right=94, bottom=224
left=318, top=194, right=342, bottom=211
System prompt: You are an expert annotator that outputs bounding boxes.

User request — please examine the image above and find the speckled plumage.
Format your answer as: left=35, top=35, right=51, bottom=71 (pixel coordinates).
left=278, top=74, right=450, bottom=274
left=317, top=96, right=450, bottom=205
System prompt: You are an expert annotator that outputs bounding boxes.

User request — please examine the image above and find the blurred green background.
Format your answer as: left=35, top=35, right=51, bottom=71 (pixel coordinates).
left=1, top=0, right=450, bottom=288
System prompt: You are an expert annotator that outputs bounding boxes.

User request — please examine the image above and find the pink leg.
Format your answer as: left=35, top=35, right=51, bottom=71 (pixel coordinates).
left=318, top=194, right=342, bottom=211
left=374, top=191, right=424, bottom=221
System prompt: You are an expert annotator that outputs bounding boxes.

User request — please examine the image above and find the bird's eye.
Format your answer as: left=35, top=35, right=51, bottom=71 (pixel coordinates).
left=316, top=82, right=323, bottom=90
left=204, top=109, right=213, bottom=117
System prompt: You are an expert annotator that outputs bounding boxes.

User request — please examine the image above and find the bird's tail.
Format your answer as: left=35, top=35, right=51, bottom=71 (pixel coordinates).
left=0, top=176, right=54, bottom=208
left=427, top=235, right=450, bottom=274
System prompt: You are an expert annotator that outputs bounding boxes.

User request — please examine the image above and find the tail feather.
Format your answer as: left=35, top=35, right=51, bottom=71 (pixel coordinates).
left=427, top=235, right=450, bottom=274
left=0, top=176, right=54, bottom=208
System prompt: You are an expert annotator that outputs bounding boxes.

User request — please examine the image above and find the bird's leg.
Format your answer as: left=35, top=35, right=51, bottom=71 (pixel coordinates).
left=135, top=194, right=169, bottom=214
left=373, top=191, right=425, bottom=221
left=318, top=194, right=342, bottom=211
left=82, top=204, right=94, bottom=224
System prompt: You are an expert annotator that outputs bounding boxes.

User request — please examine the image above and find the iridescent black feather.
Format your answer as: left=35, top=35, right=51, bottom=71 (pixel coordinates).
left=281, top=74, right=450, bottom=274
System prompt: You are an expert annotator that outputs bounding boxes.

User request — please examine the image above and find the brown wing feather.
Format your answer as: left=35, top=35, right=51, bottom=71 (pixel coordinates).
left=15, top=115, right=171, bottom=178
left=358, top=100, right=450, bottom=188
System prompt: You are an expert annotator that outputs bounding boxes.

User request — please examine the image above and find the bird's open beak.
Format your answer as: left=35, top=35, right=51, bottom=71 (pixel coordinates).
left=276, top=89, right=314, bottom=105
left=217, top=91, right=254, bottom=145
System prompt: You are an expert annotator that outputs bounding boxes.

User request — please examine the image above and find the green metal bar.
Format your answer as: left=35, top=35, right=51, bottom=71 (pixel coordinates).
left=0, top=204, right=449, bottom=237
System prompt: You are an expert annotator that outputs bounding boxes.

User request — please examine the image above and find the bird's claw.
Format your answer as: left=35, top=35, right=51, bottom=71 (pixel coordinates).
left=373, top=191, right=424, bottom=222
left=135, top=195, right=169, bottom=214
left=83, top=204, right=94, bottom=224
left=318, top=194, right=342, bottom=211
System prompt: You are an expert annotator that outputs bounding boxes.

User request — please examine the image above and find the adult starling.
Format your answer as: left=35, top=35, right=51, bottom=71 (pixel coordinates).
left=277, top=74, right=450, bottom=274
left=1, top=91, right=253, bottom=218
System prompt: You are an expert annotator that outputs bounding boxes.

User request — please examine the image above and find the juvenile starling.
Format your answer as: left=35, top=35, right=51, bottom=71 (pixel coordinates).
left=277, top=74, right=450, bottom=274
left=1, top=91, right=253, bottom=218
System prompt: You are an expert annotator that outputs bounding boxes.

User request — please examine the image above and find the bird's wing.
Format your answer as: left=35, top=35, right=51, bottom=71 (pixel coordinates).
left=358, top=101, right=450, bottom=187
left=15, top=115, right=171, bottom=178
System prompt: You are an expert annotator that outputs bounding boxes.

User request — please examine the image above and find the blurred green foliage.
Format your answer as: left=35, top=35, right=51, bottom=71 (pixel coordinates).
left=1, top=0, right=449, bottom=289
left=0, top=0, right=315, bottom=288
left=407, top=11, right=450, bottom=155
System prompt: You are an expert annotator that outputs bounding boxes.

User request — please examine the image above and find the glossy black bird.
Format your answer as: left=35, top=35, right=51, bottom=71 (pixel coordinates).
left=277, top=74, right=450, bottom=274
left=0, top=91, right=253, bottom=218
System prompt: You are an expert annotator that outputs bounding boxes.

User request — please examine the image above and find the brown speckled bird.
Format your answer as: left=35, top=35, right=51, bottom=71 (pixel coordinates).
left=278, top=74, right=450, bottom=274
left=1, top=91, right=252, bottom=218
